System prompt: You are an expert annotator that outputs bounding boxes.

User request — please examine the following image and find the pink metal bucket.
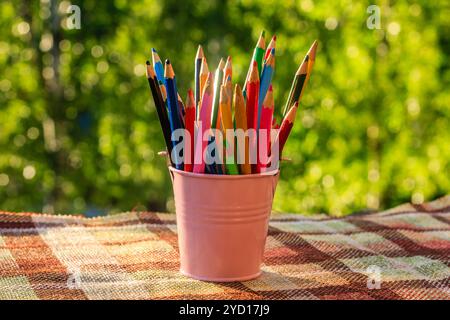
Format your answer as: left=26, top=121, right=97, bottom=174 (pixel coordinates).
left=169, top=167, right=279, bottom=282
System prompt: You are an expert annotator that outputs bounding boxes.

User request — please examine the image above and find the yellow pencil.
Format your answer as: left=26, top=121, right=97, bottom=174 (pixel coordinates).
left=199, top=57, right=209, bottom=117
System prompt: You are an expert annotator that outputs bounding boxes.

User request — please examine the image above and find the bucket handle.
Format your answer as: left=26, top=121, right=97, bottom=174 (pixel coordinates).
left=271, top=171, right=279, bottom=198
left=158, top=150, right=175, bottom=183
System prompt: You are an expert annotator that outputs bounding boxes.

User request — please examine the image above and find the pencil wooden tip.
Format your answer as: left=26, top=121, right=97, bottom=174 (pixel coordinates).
left=219, top=85, right=229, bottom=103
left=263, top=84, right=274, bottom=109
left=273, top=35, right=277, bottom=41
left=308, top=40, right=318, bottom=61
left=268, top=84, right=273, bottom=91
left=218, top=58, right=225, bottom=70
left=164, top=61, right=175, bottom=78
left=249, top=60, right=259, bottom=81
left=146, top=62, right=155, bottom=78
left=196, top=45, right=204, bottom=59
left=205, top=72, right=214, bottom=94
left=224, top=56, right=232, bottom=72
left=234, top=84, right=245, bottom=107
left=152, top=49, right=161, bottom=63
left=296, top=56, right=309, bottom=75
left=257, top=32, right=266, bottom=49
left=200, top=57, right=209, bottom=74
left=186, top=89, right=195, bottom=108
left=285, top=102, right=299, bottom=122
left=261, top=30, right=266, bottom=38
left=235, top=83, right=241, bottom=93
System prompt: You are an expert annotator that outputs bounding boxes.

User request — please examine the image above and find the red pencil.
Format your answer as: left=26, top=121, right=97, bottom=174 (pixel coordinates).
left=256, top=84, right=274, bottom=172
left=184, top=89, right=195, bottom=172
left=277, top=102, right=298, bottom=157
left=246, top=60, right=260, bottom=130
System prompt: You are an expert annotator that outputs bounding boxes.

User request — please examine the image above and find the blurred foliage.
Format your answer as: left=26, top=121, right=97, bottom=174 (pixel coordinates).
left=0, top=0, right=448, bottom=216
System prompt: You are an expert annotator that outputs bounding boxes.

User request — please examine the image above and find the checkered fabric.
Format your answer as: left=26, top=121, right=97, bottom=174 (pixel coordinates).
left=0, top=196, right=449, bottom=300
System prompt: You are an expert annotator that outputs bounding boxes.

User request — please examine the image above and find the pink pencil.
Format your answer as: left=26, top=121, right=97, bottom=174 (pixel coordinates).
left=193, top=72, right=213, bottom=173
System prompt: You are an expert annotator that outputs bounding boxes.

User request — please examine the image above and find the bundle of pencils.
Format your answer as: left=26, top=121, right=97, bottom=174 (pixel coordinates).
left=145, top=33, right=317, bottom=175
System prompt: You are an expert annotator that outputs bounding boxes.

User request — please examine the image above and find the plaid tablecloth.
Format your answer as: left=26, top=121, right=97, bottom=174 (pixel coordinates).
left=0, top=196, right=449, bottom=300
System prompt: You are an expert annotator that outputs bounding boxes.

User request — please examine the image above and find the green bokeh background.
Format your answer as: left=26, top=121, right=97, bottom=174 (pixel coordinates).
left=0, top=0, right=448, bottom=216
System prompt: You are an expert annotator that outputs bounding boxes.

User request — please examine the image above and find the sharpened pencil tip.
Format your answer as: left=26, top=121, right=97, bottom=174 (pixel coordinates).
left=165, top=59, right=171, bottom=64
left=196, top=45, right=204, bottom=59
left=152, top=48, right=157, bottom=53
left=146, top=60, right=150, bottom=65
left=261, top=30, right=265, bottom=38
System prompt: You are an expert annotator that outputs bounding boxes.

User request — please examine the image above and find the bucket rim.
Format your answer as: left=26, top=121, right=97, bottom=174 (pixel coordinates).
left=168, top=166, right=279, bottom=180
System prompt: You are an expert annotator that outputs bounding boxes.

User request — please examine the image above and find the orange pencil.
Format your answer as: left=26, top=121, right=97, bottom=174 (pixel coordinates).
left=234, top=84, right=251, bottom=174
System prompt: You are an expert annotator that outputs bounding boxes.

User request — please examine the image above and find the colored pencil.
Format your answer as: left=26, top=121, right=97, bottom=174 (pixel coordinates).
left=282, top=55, right=308, bottom=116
left=257, top=48, right=275, bottom=131
left=278, top=102, right=298, bottom=156
left=224, top=75, right=233, bottom=120
left=195, top=45, right=204, bottom=111
left=223, top=56, right=232, bottom=85
left=246, top=60, right=260, bottom=130
left=243, top=30, right=265, bottom=97
left=211, top=58, right=225, bottom=130
left=256, top=84, right=274, bottom=172
left=145, top=61, right=172, bottom=160
left=184, top=89, right=196, bottom=172
left=234, top=84, right=251, bottom=175
left=177, top=92, right=186, bottom=126
left=219, top=85, right=239, bottom=175
left=254, top=31, right=266, bottom=76
left=264, top=35, right=276, bottom=61
left=193, top=72, right=213, bottom=174
left=222, top=57, right=233, bottom=128
left=151, top=48, right=165, bottom=84
left=199, top=57, right=209, bottom=108
left=164, top=59, right=184, bottom=170
left=299, top=40, right=318, bottom=102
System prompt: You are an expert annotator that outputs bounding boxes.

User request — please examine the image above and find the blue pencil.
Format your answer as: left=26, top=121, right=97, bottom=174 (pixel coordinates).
left=257, top=48, right=275, bottom=131
left=152, top=48, right=165, bottom=84
left=164, top=59, right=184, bottom=170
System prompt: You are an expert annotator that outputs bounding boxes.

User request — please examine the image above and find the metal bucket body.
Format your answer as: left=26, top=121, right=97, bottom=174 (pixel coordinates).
left=169, top=167, right=279, bottom=282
